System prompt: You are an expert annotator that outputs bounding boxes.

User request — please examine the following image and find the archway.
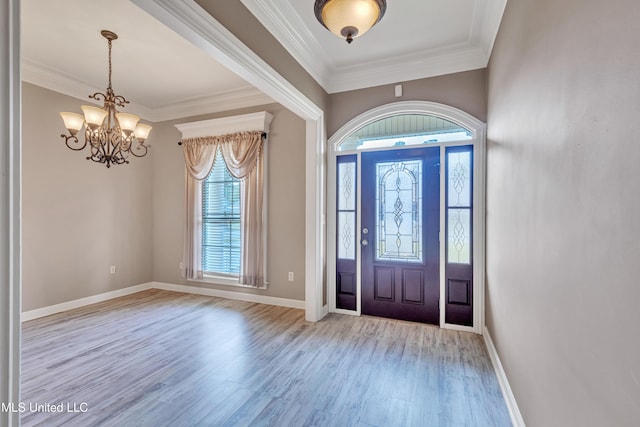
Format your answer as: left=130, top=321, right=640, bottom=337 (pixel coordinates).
left=327, top=101, right=486, bottom=333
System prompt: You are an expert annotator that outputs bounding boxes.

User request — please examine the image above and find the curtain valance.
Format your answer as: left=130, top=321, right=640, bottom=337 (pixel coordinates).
left=182, top=131, right=264, bottom=182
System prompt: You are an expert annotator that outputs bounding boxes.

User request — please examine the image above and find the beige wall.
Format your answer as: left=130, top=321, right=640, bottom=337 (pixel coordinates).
left=486, top=0, right=640, bottom=425
left=22, top=83, right=153, bottom=311
left=152, top=104, right=306, bottom=301
left=327, top=69, right=487, bottom=136
left=195, top=0, right=329, bottom=112
left=22, top=84, right=306, bottom=308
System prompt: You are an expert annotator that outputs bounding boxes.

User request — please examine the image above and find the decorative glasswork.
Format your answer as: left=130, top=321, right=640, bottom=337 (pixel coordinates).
left=447, top=209, right=470, bottom=264
left=338, top=162, right=356, bottom=210
left=446, top=147, right=472, bottom=265
left=375, top=160, right=422, bottom=262
left=447, top=151, right=471, bottom=207
left=338, top=212, right=356, bottom=260
left=337, top=159, right=357, bottom=260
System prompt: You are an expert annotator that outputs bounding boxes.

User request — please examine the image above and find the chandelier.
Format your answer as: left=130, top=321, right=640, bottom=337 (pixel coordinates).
left=314, top=0, right=387, bottom=44
left=59, top=30, right=152, bottom=168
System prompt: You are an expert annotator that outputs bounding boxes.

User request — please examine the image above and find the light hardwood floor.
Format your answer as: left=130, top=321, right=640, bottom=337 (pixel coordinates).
left=21, top=289, right=511, bottom=427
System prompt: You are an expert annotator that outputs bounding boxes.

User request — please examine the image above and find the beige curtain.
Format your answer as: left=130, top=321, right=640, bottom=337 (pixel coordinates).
left=182, top=131, right=266, bottom=287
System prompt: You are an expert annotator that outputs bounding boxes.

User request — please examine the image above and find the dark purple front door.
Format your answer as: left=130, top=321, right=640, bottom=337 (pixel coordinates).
left=361, top=147, right=440, bottom=324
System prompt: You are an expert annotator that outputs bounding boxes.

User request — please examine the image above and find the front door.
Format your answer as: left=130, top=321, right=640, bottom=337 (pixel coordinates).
left=361, top=147, right=440, bottom=324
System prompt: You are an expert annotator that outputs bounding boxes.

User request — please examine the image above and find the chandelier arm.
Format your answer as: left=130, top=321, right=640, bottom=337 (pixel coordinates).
left=128, top=142, right=149, bottom=158
left=87, top=145, right=105, bottom=164
left=109, top=143, right=128, bottom=166
left=88, top=92, right=108, bottom=103
left=91, top=128, right=109, bottom=165
left=113, top=95, right=129, bottom=108
left=60, top=134, right=88, bottom=151
left=110, top=130, right=131, bottom=165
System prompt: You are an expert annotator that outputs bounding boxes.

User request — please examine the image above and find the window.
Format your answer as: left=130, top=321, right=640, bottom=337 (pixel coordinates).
left=446, top=147, right=473, bottom=264
left=177, top=112, right=272, bottom=287
left=337, top=114, right=471, bottom=151
left=202, top=149, right=241, bottom=276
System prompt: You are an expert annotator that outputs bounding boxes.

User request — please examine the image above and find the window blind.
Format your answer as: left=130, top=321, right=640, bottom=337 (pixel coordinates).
left=202, top=149, right=241, bottom=275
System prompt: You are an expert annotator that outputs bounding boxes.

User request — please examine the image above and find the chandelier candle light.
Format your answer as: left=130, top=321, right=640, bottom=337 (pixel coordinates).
left=59, top=30, right=152, bottom=168
left=314, top=0, right=387, bottom=44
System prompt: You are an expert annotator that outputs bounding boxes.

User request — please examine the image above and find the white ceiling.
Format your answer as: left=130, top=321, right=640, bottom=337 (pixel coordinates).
left=21, top=0, right=507, bottom=121
left=241, top=0, right=507, bottom=93
left=21, top=0, right=273, bottom=121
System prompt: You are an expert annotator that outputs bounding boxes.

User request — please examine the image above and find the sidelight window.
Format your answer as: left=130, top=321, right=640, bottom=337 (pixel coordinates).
left=446, top=148, right=472, bottom=264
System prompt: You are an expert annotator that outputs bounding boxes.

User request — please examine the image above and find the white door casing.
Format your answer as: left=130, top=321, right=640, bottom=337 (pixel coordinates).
left=327, top=101, right=486, bottom=334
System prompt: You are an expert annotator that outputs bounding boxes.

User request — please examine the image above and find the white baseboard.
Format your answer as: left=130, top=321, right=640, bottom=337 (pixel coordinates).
left=148, top=281, right=306, bottom=310
left=483, top=326, right=526, bottom=427
left=21, top=283, right=153, bottom=322
left=22, top=281, right=306, bottom=322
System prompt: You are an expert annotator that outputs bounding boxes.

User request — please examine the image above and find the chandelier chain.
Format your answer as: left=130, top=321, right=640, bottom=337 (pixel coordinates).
left=107, top=38, right=113, bottom=90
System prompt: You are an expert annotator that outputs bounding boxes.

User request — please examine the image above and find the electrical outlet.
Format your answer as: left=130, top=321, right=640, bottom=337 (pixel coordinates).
left=179, top=262, right=184, bottom=270
left=288, top=272, right=294, bottom=282
left=110, top=266, right=116, bottom=274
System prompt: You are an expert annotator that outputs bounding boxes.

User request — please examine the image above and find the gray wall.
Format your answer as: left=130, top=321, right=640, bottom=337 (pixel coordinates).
left=486, top=0, right=640, bottom=425
left=152, top=104, right=306, bottom=301
left=327, top=70, right=487, bottom=136
left=22, top=83, right=153, bottom=311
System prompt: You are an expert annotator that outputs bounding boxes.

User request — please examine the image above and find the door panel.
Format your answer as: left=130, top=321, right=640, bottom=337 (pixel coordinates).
left=361, top=147, right=440, bottom=324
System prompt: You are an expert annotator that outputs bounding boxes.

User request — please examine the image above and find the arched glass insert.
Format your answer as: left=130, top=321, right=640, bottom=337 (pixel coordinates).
left=376, top=160, right=422, bottom=262
left=338, top=114, right=472, bottom=151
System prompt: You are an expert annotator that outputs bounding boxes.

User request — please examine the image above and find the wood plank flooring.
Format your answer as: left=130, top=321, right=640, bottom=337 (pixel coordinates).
left=20, top=289, right=511, bottom=427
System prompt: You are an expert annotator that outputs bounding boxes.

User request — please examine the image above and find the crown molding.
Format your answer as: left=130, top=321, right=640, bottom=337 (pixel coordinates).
left=21, top=58, right=155, bottom=120
left=326, top=43, right=488, bottom=93
left=21, top=58, right=274, bottom=123
left=479, top=0, right=508, bottom=57
left=241, top=0, right=507, bottom=94
left=151, top=86, right=274, bottom=122
left=241, top=0, right=332, bottom=89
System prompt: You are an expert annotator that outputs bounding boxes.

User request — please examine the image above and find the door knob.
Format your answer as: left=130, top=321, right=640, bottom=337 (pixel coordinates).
left=361, top=239, right=368, bottom=246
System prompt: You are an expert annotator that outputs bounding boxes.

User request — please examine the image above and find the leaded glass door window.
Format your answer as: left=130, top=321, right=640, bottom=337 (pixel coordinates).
left=376, top=160, right=423, bottom=263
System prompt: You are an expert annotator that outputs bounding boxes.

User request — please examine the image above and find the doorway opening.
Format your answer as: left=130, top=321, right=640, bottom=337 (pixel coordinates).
left=327, top=101, right=486, bottom=333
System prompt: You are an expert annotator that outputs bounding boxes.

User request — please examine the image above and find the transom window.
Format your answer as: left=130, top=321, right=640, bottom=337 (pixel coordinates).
left=338, top=114, right=472, bottom=151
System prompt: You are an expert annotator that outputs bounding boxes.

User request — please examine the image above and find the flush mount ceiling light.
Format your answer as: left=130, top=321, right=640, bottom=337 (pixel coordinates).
left=314, top=0, right=387, bottom=44
left=59, top=30, right=152, bottom=168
